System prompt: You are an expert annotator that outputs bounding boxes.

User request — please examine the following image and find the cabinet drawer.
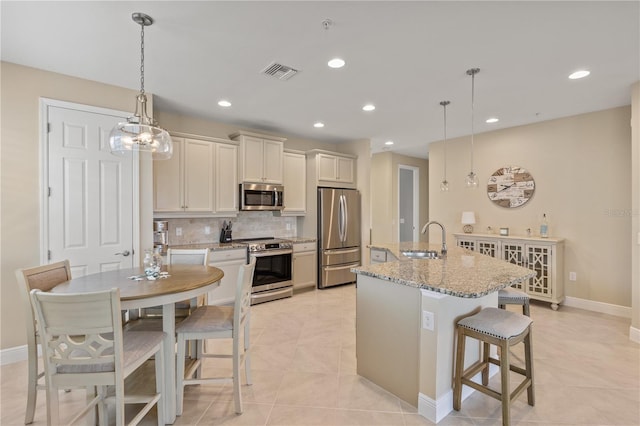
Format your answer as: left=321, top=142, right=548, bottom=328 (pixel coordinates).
left=209, top=248, right=247, bottom=263
left=370, top=249, right=387, bottom=263
left=294, top=242, right=316, bottom=253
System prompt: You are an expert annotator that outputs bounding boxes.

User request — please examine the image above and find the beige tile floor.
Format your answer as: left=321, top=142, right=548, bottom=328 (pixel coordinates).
left=2, top=284, right=639, bottom=425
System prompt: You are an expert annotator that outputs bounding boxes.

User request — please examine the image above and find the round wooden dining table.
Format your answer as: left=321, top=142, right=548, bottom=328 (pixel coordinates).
left=51, top=264, right=224, bottom=424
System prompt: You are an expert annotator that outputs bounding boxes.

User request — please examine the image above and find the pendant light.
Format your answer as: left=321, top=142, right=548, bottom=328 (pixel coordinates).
left=465, top=68, right=480, bottom=187
left=109, top=13, right=172, bottom=160
left=439, top=100, right=450, bottom=191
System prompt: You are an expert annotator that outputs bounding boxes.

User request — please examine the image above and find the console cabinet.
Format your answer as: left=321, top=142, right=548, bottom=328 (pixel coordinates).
left=454, top=233, right=564, bottom=310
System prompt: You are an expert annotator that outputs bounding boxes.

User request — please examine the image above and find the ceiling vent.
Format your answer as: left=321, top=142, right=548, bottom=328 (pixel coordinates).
left=261, top=62, right=299, bottom=81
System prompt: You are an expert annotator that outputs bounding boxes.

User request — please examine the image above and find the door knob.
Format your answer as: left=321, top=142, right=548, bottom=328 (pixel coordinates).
left=115, top=250, right=131, bottom=257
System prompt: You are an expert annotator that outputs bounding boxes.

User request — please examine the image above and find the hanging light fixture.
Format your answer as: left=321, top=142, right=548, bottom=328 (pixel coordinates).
left=465, top=68, right=480, bottom=187
left=439, top=100, right=450, bottom=191
left=109, top=13, right=172, bottom=160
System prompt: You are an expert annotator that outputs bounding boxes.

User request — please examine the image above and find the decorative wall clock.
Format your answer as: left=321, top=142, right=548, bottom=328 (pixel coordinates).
left=486, top=166, right=535, bottom=208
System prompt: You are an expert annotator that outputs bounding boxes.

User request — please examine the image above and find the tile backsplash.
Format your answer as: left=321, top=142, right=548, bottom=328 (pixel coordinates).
left=158, top=212, right=297, bottom=245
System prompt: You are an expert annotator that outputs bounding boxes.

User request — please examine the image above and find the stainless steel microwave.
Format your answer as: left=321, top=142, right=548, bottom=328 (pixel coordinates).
left=239, top=183, right=284, bottom=211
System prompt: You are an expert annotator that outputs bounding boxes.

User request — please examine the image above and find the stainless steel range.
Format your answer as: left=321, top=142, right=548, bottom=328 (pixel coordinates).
left=236, top=238, right=293, bottom=305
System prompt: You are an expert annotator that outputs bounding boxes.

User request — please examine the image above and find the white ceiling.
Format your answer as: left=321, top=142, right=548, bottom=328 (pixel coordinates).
left=2, top=1, right=638, bottom=159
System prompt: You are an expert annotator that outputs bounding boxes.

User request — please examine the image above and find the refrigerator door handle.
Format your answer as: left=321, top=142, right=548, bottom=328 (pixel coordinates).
left=342, top=194, right=348, bottom=243
left=338, top=194, right=345, bottom=242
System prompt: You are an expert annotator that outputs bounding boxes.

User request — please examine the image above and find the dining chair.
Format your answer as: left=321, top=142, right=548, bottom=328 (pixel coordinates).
left=175, top=257, right=256, bottom=415
left=138, top=248, right=210, bottom=318
left=15, top=260, right=72, bottom=424
left=30, top=288, right=166, bottom=426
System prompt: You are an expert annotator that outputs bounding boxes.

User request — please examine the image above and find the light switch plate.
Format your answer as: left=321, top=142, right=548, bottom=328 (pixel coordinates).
left=176, top=227, right=182, bottom=236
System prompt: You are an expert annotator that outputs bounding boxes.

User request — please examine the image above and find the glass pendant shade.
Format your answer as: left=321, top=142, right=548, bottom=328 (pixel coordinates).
left=109, top=13, right=172, bottom=160
left=465, top=171, right=478, bottom=187
left=440, top=180, right=450, bottom=191
left=109, top=93, right=172, bottom=160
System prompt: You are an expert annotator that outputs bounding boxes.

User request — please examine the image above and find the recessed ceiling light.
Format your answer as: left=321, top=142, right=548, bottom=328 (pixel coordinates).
left=568, top=70, right=590, bottom=79
left=218, top=100, right=232, bottom=107
left=314, top=122, right=325, bottom=128
left=328, top=58, right=345, bottom=68
left=384, top=140, right=394, bottom=146
left=362, top=104, right=376, bottom=112
left=486, top=117, right=499, bottom=123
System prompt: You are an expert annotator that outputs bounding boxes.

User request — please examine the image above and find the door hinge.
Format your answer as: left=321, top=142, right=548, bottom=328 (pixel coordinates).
left=47, top=123, right=51, bottom=133
left=48, top=187, right=52, bottom=197
left=47, top=250, right=52, bottom=261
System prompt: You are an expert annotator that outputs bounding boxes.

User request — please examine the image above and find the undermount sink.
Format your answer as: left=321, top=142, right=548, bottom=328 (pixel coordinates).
left=401, top=250, right=440, bottom=259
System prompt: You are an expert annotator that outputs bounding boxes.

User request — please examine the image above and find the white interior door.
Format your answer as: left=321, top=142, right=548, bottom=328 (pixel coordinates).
left=44, top=100, right=138, bottom=277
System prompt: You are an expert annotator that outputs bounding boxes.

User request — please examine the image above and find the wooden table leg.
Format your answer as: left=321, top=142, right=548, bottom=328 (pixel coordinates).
left=163, top=303, right=176, bottom=424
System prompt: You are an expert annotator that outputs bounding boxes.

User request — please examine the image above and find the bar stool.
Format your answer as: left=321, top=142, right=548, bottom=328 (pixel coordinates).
left=498, top=286, right=530, bottom=316
left=453, top=307, right=535, bottom=426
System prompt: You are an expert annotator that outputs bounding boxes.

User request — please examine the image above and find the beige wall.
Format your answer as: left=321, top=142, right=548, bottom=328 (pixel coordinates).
left=371, top=152, right=429, bottom=245
left=429, top=106, right=632, bottom=307
left=0, top=62, right=143, bottom=349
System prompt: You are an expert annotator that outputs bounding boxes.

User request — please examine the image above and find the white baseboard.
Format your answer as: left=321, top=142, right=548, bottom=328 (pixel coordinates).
left=418, top=364, right=498, bottom=423
left=630, top=325, right=640, bottom=344
left=0, top=344, right=28, bottom=366
left=563, top=296, right=631, bottom=318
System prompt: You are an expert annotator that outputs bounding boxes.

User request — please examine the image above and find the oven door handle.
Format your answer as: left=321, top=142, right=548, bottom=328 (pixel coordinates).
left=250, top=248, right=293, bottom=257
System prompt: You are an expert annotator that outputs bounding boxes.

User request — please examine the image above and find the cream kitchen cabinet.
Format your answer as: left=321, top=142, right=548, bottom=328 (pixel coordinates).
left=231, top=131, right=285, bottom=184
left=281, top=150, right=306, bottom=215
left=153, top=134, right=238, bottom=216
left=454, top=233, right=564, bottom=310
left=293, top=242, right=316, bottom=290
left=154, top=136, right=214, bottom=213
left=207, top=248, right=247, bottom=305
left=317, top=152, right=355, bottom=184
left=214, top=143, right=238, bottom=213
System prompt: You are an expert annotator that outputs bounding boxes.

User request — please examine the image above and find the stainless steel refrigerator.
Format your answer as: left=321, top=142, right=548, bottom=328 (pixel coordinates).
left=317, top=187, right=361, bottom=289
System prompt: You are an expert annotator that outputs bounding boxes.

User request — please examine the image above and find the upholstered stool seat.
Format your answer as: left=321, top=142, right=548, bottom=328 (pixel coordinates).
left=498, top=286, right=530, bottom=316
left=453, top=307, right=535, bottom=426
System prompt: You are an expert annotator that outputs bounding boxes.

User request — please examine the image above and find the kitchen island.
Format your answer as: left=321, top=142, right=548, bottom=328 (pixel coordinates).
left=352, top=242, right=535, bottom=423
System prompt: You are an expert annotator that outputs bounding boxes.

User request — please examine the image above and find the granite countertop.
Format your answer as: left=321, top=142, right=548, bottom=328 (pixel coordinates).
left=354, top=242, right=535, bottom=298
left=170, top=236, right=316, bottom=252
left=169, top=242, right=248, bottom=251
left=285, top=237, right=317, bottom=244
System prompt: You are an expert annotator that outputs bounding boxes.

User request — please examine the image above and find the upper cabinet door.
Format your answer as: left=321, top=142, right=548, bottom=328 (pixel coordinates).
left=336, top=156, right=354, bottom=183
left=183, top=138, right=214, bottom=212
left=241, top=135, right=266, bottom=183
left=262, top=139, right=284, bottom=184
left=154, top=137, right=184, bottom=212
left=282, top=151, right=306, bottom=215
left=215, top=143, right=238, bottom=213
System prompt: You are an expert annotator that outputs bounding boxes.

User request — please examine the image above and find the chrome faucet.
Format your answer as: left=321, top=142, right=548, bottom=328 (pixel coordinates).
left=421, top=220, right=447, bottom=256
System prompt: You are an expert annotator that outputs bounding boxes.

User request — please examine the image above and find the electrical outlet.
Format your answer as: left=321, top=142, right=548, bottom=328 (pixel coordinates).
left=205, top=226, right=211, bottom=235
left=422, top=310, right=435, bottom=331
left=286, top=223, right=291, bottom=231
left=569, top=272, right=577, bottom=281
left=176, top=227, right=182, bottom=236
